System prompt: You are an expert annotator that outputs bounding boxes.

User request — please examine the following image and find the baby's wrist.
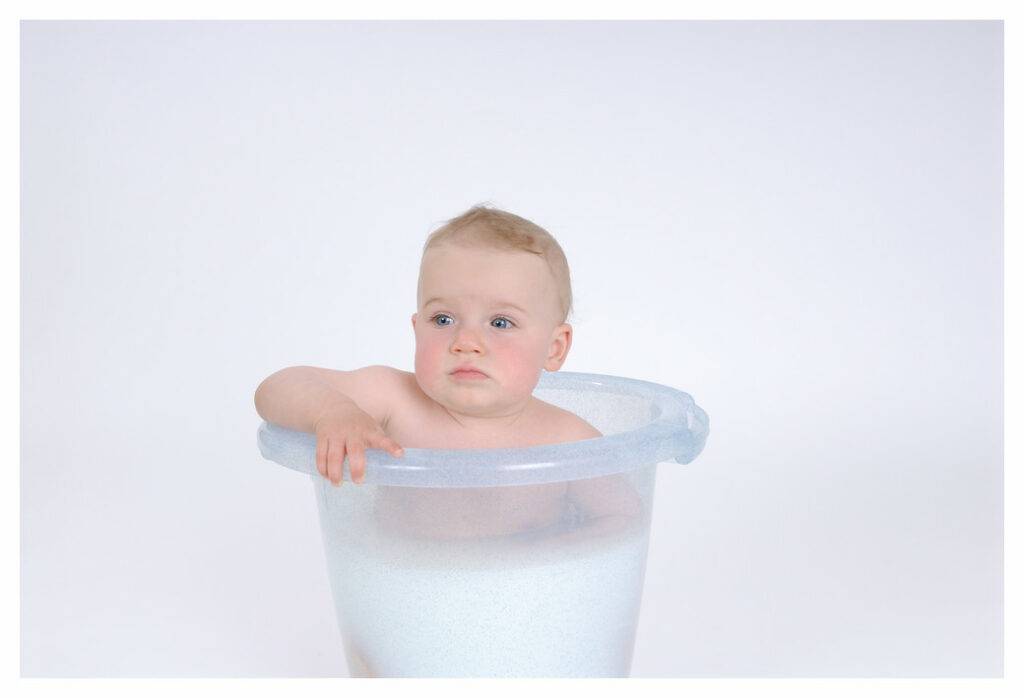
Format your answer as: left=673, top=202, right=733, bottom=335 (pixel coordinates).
left=313, top=394, right=362, bottom=431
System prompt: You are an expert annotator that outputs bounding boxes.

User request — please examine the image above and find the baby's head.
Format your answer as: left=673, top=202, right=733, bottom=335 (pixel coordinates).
left=412, top=205, right=575, bottom=418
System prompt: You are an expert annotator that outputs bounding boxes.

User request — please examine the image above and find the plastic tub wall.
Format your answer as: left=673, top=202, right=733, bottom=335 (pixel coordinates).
left=258, top=372, right=709, bottom=677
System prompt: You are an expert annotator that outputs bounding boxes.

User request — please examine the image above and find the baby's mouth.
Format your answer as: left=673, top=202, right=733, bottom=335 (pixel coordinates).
left=450, top=367, right=488, bottom=379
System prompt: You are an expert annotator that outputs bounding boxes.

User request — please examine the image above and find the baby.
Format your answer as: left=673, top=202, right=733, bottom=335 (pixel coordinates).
left=254, top=205, right=643, bottom=545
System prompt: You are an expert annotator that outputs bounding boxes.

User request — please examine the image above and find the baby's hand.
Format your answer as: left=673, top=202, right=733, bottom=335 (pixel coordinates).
left=314, top=402, right=404, bottom=486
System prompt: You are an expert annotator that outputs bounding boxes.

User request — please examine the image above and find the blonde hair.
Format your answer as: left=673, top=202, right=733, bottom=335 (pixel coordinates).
left=421, top=205, right=574, bottom=323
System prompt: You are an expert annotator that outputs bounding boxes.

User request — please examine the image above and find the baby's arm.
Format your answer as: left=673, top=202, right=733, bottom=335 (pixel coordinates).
left=514, top=475, right=645, bottom=549
left=254, top=365, right=405, bottom=484
left=567, top=473, right=645, bottom=526
left=532, top=420, right=646, bottom=546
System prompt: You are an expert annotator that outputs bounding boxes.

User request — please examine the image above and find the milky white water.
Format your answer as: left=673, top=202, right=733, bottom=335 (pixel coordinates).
left=314, top=479, right=653, bottom=677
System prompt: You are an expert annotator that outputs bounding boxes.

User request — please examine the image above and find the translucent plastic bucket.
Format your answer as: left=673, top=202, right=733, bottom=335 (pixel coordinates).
left=257, top=371, right=709, bottom=677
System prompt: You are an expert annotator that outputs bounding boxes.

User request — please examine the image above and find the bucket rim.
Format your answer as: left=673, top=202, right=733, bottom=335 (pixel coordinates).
left=256, top=370, right=709, bottom=488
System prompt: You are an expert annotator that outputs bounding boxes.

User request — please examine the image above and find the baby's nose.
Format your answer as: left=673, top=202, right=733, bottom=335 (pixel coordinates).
left=451, top=330, right=484, bottom=353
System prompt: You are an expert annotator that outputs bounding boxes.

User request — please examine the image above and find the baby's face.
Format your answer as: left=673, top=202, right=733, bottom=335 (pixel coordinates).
left=412, top=242, right=571, bottom=418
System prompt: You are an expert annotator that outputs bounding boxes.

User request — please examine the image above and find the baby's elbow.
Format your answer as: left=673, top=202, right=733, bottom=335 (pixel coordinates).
left=254, top=383, right=268, bottom=418
left=253, top=369, right=289, bottom=417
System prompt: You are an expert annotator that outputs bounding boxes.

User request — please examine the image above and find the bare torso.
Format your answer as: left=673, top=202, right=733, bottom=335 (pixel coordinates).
left=345, top=370, right=645, bottom=677
left=373, top=370, right=594, bottom=539
left=381, top=370, right=591, bottom=449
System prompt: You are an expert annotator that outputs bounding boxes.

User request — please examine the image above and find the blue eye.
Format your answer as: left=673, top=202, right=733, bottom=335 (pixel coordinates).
left=431, top=314, right=453, bottom=327
left=492, top=317, right=514, bottom=329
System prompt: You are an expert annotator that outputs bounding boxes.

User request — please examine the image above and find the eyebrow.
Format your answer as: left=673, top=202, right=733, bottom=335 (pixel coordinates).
left=423, top=297, right=529, bottom=314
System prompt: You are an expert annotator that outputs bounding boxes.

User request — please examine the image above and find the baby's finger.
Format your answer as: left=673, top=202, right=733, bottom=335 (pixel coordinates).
left=327, top=439, right=344, bottom=487
left=315, top=436, right=328, bottom=478
left=372, top=433, right=405, bottom=457
left=347, top=441, right=366, bottom=485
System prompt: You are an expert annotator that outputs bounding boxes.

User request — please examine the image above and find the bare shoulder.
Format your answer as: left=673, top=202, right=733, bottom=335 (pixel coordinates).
left=386, top=367, right=439, bottom=423
left=534, top=399, right=603, bottom=441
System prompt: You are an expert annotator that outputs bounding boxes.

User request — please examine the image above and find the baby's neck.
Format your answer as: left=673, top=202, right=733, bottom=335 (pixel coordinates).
left=436, top=398, right=537, bottom=441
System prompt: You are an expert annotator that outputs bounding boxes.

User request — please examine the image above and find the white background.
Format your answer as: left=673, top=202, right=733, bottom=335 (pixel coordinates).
left=20, top=20, right=1002, bottom=677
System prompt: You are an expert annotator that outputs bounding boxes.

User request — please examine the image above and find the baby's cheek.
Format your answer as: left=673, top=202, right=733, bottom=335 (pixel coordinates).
left=496, top=347, right=543, bottom=393
left=414, top=338, right=444, bottom=373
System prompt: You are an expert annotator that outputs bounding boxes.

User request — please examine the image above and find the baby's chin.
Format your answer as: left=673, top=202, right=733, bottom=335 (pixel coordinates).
left=437, top=392, right=519, bottom=418
left=424, top=379, right=532, bottom=418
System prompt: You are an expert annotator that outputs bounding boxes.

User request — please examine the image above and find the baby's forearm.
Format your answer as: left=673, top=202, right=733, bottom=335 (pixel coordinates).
left=254, top=366, right=359, bottom=433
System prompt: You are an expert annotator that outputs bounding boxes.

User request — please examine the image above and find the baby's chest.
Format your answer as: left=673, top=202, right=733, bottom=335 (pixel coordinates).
left=374, top=481, right=571, bottom=540
left=377, top=400, right=573, bottom=538
left=383, top=400, right=573, bottom=450
left=382, top=409, right=460, bottom=449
